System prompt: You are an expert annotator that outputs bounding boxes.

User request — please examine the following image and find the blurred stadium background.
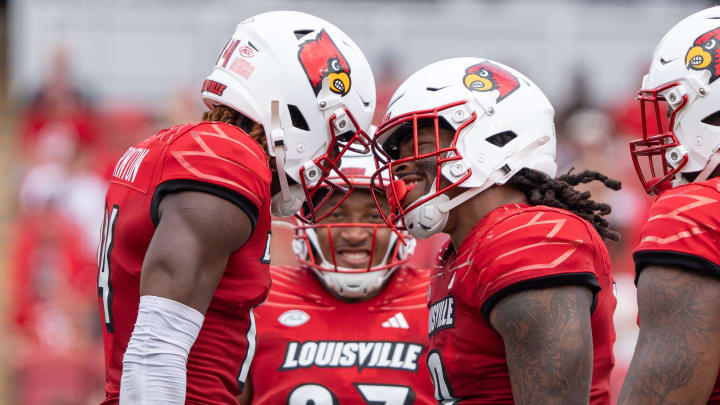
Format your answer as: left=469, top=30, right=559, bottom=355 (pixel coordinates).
left=1, top=0, right=716, bottom=403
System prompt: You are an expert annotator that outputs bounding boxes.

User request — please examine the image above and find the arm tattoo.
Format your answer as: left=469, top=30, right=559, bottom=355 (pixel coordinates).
left=618, top=266, right=720, bottom=405
left=490, top=285, right=594, bottom=405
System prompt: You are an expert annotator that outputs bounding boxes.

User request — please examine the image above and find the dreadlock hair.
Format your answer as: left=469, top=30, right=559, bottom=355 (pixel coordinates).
left=508, top=168, right=622, bottom=241
left=202, top=105, right=276, bottom=175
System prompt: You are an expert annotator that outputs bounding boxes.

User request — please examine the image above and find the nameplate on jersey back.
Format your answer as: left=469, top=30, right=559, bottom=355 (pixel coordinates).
left=110, top=144, right=161, bottom=193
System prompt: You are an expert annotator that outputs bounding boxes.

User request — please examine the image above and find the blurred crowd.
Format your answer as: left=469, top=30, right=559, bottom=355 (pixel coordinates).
left=5, top=47, right=653, bottom=404
left=4, top=47, right=199, bottom=405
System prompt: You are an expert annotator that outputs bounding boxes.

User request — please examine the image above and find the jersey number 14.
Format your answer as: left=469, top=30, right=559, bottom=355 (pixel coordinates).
left=98, top=204, right=119, bottom=333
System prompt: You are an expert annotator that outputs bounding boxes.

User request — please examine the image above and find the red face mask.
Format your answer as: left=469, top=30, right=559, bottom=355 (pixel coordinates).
left=369, top=101, right=475, bottom=239
left=296, top=109, right=372, bottom=224
left=294, top=222, right=406, bottom=273
left=629, top=81, right=689, bottom=195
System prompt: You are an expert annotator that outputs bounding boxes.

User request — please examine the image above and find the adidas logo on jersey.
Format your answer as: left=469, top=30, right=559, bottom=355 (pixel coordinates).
left=382, top=312, right=409, bottom=329
left=280, top=340, right=423, bottom=372
left=428, top=295, right=455, bottom=336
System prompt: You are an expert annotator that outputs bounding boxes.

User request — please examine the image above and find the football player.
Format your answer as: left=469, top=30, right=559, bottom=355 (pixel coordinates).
left=369, top=58, right=620, bottom=404
left=237, top=151, right=435, bottom=405
left=97, top=11, right=375, bottom=405
left=619, top=6, right=720, bottom=405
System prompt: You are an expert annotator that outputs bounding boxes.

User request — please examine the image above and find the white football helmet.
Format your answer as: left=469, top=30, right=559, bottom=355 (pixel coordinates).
left=292, top=151, right=416, bottom=299
left=370, top=57, right=556, bottom=238
left=630, top=6, right=720, bottom=194
left=201, top=11, right=376, bottom=222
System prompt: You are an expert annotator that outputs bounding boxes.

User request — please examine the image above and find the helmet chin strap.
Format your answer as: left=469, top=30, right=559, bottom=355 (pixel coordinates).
left=404, top=135, right=551, bottom=239
left=269, top=100, right=306, bottom=217
left=404, top=175, right=499, bottom=239
left=270, top=185, right=306, bottom=217
left=694, top=151, right=720, bottom=183
left=312, top=268, right=394, bottom=299
left=403, top=191, right=448, bottom=239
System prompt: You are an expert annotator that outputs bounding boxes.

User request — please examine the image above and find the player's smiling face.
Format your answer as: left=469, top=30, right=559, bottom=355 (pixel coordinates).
left=390, top=123, right=455, bottom=209
left=315, top=188, right=392, bottom=269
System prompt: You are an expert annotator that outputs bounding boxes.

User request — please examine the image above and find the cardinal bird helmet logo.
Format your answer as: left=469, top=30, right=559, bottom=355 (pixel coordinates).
left=462, top=61, right=520, bottom=102
left=686, top=26, right=720, bottom=83
left=297, top=30, right=351, bottom=97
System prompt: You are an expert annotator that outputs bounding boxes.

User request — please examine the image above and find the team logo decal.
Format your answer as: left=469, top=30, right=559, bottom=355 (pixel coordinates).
left=686, top=26, right=720, bottom=83
left=278, top=309, right=310, bottom=327
left=297, top=29, right=351, bottom=96
left=463, top=61, right=520, bottom=102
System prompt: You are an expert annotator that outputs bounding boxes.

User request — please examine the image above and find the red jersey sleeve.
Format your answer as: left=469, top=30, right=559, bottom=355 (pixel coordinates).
left=633, top=180, right=720, bottom=283
left=151, top=122, right=272, bottom=229
left=471, top=209, right=602, bottom=320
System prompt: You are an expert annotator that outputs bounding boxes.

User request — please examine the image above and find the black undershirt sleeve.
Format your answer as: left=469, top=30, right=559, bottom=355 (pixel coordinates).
left=633, top=250, right=720, bottom=285
left=150, top=179, right=259, bottom=233
left=481, top=272, right=601, bottom=322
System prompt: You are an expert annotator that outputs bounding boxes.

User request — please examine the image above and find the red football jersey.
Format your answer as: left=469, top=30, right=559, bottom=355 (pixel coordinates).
left=634, top=178, right=720, bottom=403
left=97, top=122, right=273, bottom=405
left=248, top=265, right=435, bottom=405
left=427, top=203, right=616, bottom=404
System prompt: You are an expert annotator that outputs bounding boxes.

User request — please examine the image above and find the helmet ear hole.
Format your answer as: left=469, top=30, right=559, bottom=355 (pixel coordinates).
left=702, top=110, right=720, bottom=126
left=485, top=130, right=518, bottom=147
left=288, top=104, right=310, bottom=131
